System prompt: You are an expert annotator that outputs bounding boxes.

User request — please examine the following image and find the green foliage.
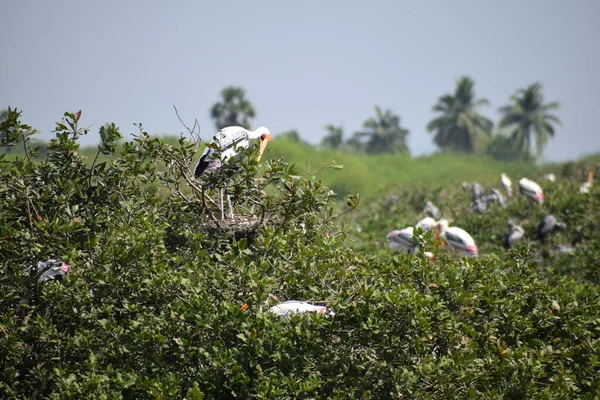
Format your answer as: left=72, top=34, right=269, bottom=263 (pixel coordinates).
left=1, top=109, right=599, bottom=399
left=348, top=106, right=410, bottom=155
left=498, top=82, right=561, bottom=160
left=321, top=124, right=344, bottom=150
left=428, top=76, right=493, bottom=153
left=210, top=86, right=256, bottom=131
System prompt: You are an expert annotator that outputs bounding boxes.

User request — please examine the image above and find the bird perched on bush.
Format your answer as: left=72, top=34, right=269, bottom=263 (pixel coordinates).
left=435, top=219, right=478, bottom=257
left=503, top=220, right=524, bottom=248
left=416, top=216, right=437, bottom=232
left=501, top=173, right=512, bottom=197
left=537, top=215, right=566, bottom=243
left=29, top=259, right=71, bottom=284
left=519, top=177, right=544, bottom=216
left=579, top=171, right=593, bottom=194
left=423, top=201, right=441, bottom=220
left=268, top=301, right=335, bottom=318
left=386, top=227, right=419, bottom=254
left=194, top=126, right=272, bottom=219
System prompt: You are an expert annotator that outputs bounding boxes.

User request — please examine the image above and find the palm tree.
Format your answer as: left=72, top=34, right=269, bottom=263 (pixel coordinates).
left=498, top=83, right=560, bottom=160
left=349, top=106, right=409, bottom=154
left=210, top=86, right=256, bottom=131
left=427, top=76, right=493, bottom=153
left=321, top=124, right=343, bottom=149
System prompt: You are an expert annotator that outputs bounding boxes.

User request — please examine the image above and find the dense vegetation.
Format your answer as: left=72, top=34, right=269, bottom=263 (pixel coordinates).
left=1, top=109, right=599, bottom=398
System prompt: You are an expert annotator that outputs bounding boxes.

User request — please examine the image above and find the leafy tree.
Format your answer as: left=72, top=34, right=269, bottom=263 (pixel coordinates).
left=498, top=82, right=561, bottom=160
left=349, top=106, right=410, bottom=154
left=210, top=86, right=256, bottom=131
left=321, top=124, right=344, bottom=150
left=278, top=129, right=304, bottom=144
left=427, top=76, right=493, bottom=153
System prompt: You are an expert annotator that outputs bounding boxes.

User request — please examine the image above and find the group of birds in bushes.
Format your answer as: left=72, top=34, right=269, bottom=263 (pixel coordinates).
left=26, top=124, right=596, bottom=319
left=385, top=171, right=594, bottom=259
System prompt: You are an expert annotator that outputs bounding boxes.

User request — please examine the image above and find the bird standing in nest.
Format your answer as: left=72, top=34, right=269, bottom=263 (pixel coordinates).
left=194, top=126, right=272, bottom=220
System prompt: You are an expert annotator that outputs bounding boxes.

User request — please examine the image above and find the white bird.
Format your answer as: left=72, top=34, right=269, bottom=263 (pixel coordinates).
left=386, top=227, right=419, bottom=254
left=579, top=171, right=593, bottom=194
left=544, top=173, right=556, bottom=182
left=415, top=217, right=437, bottom=232
left=435, top=219, right=478, bottom=257
left=519, top=177, right=544, bottom=216
left=194, top=126, right=272, bottom=219
left=423, top=251, right=436, bottom=263
left=500, top=173, right=512, bottom=197
left=267, top=300, right=334, bottom=318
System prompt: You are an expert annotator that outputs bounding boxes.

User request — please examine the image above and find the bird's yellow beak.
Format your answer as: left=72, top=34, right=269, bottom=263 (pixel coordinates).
left=257, top=134, right=272, bottom=162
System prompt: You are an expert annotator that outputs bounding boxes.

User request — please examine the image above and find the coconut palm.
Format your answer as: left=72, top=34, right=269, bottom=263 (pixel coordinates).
left=498, top=83, right=561, bottom=160
left=427, top=76, right=493, bottom=153
left=321, top=124, right=343, bottom=149
left=349, top=106, right=409, bottom=154
left=210, top=86, right=256, bottom=131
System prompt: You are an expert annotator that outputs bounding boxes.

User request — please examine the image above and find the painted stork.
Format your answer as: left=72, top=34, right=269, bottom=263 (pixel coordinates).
left=470, top=198, right=487, bottom=214
left=194, top=126, right=272, bottom=219
left=386, top=227, right=419, bottom=254
left=29, top=259, right=71, bottom=284
left=502, top=220, right=524, bottom=249
left=416, top=217, right=437, bottom=232
left=423, top=201, right=441, bottom=220
left=537, top=215, right=566, bottom=243
left=435, top=219, right=478, bottom=257
left=268, top=300, right=335, bottom=318
left=486, top=189, right=506, bottom=208
left=555, top=244, right=576, bottom=255
left=580, top=172, right=593, bottom=194
left=519, top=177, right=543, bottom=216
left=471, top=183, right=484, bottom=202
left=500, top=173, right=512, bottom=197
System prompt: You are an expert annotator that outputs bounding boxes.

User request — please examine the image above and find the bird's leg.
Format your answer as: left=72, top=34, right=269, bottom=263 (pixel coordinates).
left=527, top=201, right=532, bottom=217
left=220, top=188, right=225, bottom=220
left=227, top=192, right=235, bottom=221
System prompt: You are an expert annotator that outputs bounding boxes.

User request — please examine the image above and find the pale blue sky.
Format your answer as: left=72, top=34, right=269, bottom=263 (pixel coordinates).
left=1, top=1, right=599, bottom=161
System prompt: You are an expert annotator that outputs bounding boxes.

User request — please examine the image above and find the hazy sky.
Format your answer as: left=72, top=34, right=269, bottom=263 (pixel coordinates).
left=2, top=1, right=599, bottom=161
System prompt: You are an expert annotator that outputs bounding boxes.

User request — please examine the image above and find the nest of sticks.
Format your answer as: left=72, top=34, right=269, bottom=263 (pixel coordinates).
left=200, top=212, right=282, bottom=241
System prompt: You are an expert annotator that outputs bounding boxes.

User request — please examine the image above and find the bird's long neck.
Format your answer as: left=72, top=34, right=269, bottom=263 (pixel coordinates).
left=247, top=128, right=262, bottom=140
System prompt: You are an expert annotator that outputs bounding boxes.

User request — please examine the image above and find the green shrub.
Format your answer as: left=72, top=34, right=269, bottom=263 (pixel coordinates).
left=1, top=109, right=599, bottom=398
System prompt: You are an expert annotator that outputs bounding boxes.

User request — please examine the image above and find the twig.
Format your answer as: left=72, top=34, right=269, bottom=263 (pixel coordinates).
left=173, top=105, right=197, bottom=137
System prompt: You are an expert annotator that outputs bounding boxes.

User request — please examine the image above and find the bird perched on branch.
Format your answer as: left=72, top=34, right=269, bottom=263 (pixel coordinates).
left=519, top=177, right=543, bottom=216
left=194, top=126, right=272, bottom=219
